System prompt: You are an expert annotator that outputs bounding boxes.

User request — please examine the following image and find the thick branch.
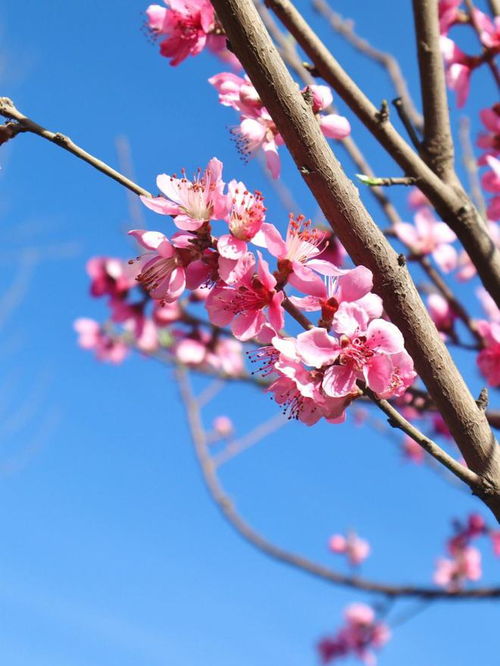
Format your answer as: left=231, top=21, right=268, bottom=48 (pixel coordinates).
left=212, top=0, right=500, bottom=520
left=177, top=367, right=500, bottom=599
left=264, top=0, right=500, bottom=308
left=412, top=0, right=457, bottom=183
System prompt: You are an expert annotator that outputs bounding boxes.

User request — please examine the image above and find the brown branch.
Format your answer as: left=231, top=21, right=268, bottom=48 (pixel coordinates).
left=176, top=366, right=500, bottom=599
left=459, top=116, right=487, bottom=221
left=0, top=98, right=152, bottom=198
left=311, top=0, right=424, bottom=131
left=364, top=388, right=482, bottom=488
left=417, top=256, right=483, bottom=345
left=412, top=0, right=458, bottom=183
left=488, top=0, right=500, bottom=16
left=212, top=0, right=500, bottom=520
left=256, top=1, right=403, bottom=229
left=263, top=0, right=500, bottom=308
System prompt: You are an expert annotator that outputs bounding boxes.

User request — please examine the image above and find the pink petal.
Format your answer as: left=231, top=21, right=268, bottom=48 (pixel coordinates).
left=296, top=327, right=339, bottom=368
left=366, top=319, right=405, bottom=353
left=322, top=363, right=357, bottom=397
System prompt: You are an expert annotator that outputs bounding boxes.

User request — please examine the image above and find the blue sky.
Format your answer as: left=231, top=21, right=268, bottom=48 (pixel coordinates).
left=0, top=0, right=499, bottom=664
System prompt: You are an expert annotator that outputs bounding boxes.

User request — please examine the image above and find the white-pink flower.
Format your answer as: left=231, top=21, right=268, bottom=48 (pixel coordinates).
left=141, top=158, right=227, bottom=231
left=394, top=208, right=457, bottom=272
left=146, top=0, right=217, bottom=66
left=329, top=532, right=371, bottom=566
left=206, top=253, right=284, bottom=340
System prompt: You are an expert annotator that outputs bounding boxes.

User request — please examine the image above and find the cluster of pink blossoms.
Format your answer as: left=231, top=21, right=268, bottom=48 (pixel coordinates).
left=434, top=513, right=500, bottom=589
left=209, top=73, right=351, bottom=178
left=439, top=1, right=500, bottom=107
left=74, top=241, right=245, bottom=375
left=145, top=0, right=238, bottom=66
left=318, top=603, right=390, bottom=665
left=329, top=531, right=371, bottom=566
left=108, top=156, right=416, bottom=424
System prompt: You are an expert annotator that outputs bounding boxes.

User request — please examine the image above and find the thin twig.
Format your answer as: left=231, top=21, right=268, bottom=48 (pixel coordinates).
left=214, top=412, right=287, bottom=465
left=411, top=0, right=458, bottom=184
left=0, top=98, right=152, bottom=198
left=356, top=175, right=417, bottom=187
left=364, top=388, right=483, bottom=490
left=256, top=2, right=403, bottom=229
left=392, top=97, right=422, bottom=150
left=458, top=116, right=487, bottom=221
left=176, top=366, right=500, bottom=599
left=311, top=0, right=424, bottom=131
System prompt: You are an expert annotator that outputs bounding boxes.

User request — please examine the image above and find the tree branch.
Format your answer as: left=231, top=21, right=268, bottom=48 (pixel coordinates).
left=412, top=0, right=458, bottom=183
left=263, top=0, right=500, bottom=308
left=311, top=0, right=424, bottom=131
left=176, top=366, right=500, bottom=599
left=212, top=0, right=500, bottom=520
left=0, top=98, right=152, bottom=198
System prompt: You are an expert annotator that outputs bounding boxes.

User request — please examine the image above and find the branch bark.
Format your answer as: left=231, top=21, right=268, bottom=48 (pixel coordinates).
left=264, top=0, right=500, bottom=308
left=177, top=367, right=500, bottom=599
left=212, top=0, right=500, bottom=520
left=412, top=0, right=457, bottom=183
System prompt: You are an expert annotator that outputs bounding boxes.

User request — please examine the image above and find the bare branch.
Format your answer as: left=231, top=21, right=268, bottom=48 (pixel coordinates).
left=459, top=116, right=487, bottom=220
left=0, top=98, right=152, bottom=198
left=176, top=366, right=500, bottom=599
left=364, top=388, right=483, bottom=489
left=311, top=0, right=424, bottom=131
left=412, top=0, right=458, bottom=183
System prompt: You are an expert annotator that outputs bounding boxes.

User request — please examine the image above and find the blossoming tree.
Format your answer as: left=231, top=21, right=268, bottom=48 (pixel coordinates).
left=2, top=0, right=500, bottom=662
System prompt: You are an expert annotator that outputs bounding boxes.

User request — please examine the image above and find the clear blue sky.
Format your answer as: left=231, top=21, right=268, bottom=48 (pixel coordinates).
left=0, top=1, right=499, bottom=664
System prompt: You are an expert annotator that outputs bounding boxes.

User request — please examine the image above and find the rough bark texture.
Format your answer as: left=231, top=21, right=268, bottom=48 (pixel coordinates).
left=212, top=0, right=500, bottom=520
left=412, top=0, right=458, bottom=184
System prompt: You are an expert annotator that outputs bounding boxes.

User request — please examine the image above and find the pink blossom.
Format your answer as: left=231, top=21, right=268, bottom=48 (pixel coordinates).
left=329, top=532, right=371, bottom=566
left=260, top=214, right=342, bottom=296
left=213, top=415, right=234, bottom=437
left=295, top=317, right=411, bottom=399
left=491, top=530, right=500, bottom=556
left=476, top=320, right=500, bottom=386
left=209, top=72, right=263, bottom=116
left=141, top=158, right=227, bottom=231
left=210, top=76, right=349, bottom=178
left=153, top=300, right=182, bottom=325
left=472, top=8, right=500, bottom=49
left=402, top=435, right=425, bottom=464
left=477, top=104, right=500, bottom=162
left=217, top=181, right=267, bottom=283
left=427, top=293, right=455, bottom=334
left=407, top=187, right=430, bottom=209
left=86, top=257, right=134, bottom=298
left=128, top=230, right=188, bottom=301
left=318, top=603, right=390, bottom=665
left=206, top=253, right=284, bottom=341
left=440, top=36, right=473, bottom=107
left=434, top=546, right=482, bottom=589
left=394, top=208, right=457, bottom=272
left=146, top=0, right=218, bottom=66
left=74, top=318, right=128, bottom=364
left=439, top=0, right=462, bottom=35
